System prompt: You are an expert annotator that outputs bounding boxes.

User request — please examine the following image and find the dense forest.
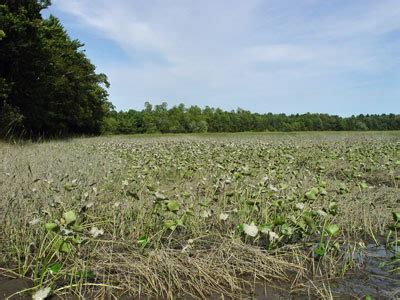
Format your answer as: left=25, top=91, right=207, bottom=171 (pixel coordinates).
left=104, top=102, right=400, bottom=133
left=0, top=1, right=399, bottom=139
left=0, top=0, right=111, bottom=138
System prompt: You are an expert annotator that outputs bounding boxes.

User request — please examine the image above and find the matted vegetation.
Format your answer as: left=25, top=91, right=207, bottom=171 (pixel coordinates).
left=0, top=132, right=399, bottom=299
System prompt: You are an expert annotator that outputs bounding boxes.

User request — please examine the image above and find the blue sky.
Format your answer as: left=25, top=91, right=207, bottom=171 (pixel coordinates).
left=46, top=0, right=400, bottom=115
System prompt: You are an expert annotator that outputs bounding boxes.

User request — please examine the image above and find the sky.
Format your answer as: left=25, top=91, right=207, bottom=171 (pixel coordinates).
left=45, top=0, right=400, bottom=116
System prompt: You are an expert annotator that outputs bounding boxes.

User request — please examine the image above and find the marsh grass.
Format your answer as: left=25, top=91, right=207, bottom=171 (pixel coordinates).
left=0, top=132, right=399, bottom=298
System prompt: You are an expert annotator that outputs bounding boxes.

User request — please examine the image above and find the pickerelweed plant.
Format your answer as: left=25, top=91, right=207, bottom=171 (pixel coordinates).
left=237, top=180, right=341, bottom=260
left=29, top=210, right=98, bottom=295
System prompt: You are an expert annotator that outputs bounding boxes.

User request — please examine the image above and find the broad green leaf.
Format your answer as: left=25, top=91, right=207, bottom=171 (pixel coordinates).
left=48, top=263, right=62, bottom=275
left=305, top=190, right=317, bottom=200
left=328, top=202, right=338, bottom=215
left=166, top=200, right=180, bottom=212
left=164, top=220, right=176, bottom=230
left=45, top=223, right=59, bottom=232
left=259, top=224, right=272, bottom=234
left=55, top=240, right=71, bottom=254
left=71, top=224, right=83, bottom=233
left=319, top=187, right=327, bottom=196
left=325, top=224, right=340, bottom=236
left=63, top=211, right=77, bottom=225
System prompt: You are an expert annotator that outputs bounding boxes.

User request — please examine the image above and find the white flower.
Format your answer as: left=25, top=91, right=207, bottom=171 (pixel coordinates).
left=243, top=222, right=258, bottom=237
left=268, top=231, right=279, bottom=241
left=219, top=213, right=229, bottom=221
left=90, top=227, right=104, bottom=238
left=295, top=203, right=305, bottom=210
left=201, top=210, right=212, bottom=218
left=32, top=287, right=51, bottom=300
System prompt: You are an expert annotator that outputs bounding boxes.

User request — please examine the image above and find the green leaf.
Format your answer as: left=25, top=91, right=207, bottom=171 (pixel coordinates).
left=302, top=213, right=316, bottom=231
left=273, top=215, right=285, bottom=226
left=328, top=202, right=338, bottom=216
left=305, top=188, right=318, bottom=200
left=325, top=224, right=340, bottom=236
left=314, top=245, right=326, bottom=257
left=45, top=223, right=59, bottom=232
left=164, top=220, right=176, bottom=230
left=259, top=224, right=272, bottom=234
left=71, top=224, right=83, bottom=233
left=166, top=200, right=180, bottom=212
left=392, top=212, right=400, bottom=223
left=48, top=262, right=62, bottom=275
left=137, top=236, right=149, bottom=248
left=56, top=240, right=71, bottom=254
left=63, top=210, right=77, bottom=225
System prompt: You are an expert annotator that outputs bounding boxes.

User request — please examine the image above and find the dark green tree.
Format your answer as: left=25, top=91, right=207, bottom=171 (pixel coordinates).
left=0, top=0, right=111, bottom=138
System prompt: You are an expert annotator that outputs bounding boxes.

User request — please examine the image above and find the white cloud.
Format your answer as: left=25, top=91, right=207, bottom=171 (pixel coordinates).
left=50, top=0, right=400, bottom=114
left=243, top=44, right=312, bottom=63
left=53, top=0, right=167, bottom=55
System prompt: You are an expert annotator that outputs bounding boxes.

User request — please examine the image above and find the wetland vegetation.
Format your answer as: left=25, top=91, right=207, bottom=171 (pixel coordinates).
left=0, top=132, right=399, bottom=299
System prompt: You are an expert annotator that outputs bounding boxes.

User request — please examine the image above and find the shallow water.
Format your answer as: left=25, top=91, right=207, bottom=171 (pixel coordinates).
left=332, top=244, right=400, bottom=299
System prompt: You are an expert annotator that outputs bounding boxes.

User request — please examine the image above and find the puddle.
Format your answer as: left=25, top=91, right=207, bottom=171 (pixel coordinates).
left=333, top=244, right=400, bottom=299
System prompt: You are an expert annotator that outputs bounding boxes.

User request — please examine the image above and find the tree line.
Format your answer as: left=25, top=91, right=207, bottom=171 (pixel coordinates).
left=104, top=102, right=400, bottom=134
left=0, top=1, right=399, bottom=139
